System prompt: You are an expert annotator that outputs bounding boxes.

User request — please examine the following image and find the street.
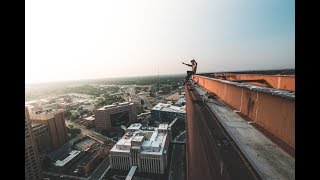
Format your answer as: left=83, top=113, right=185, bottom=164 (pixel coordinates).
left=65, top=120, right=116, bottom=143
left=90, top=158, right=110, bottom=180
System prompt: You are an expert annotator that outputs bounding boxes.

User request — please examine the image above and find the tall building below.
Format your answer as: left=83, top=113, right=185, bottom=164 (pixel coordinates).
left=32, top=123, right=52, bottom=162
left=151, top=103, right=186, bottom=123
left=30, top=109, right=67, bottom=149
left=109, top=123, right=170, bottom=174
left=94, top=102, right=137, bottom=130
left=25, top=107, right=43, bottom=180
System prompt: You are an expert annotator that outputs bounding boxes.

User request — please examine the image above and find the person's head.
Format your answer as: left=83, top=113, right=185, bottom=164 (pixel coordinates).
left=191, top=59, right=196, bottom=64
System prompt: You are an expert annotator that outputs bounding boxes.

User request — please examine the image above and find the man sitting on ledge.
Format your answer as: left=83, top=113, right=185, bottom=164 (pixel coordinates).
left=182, top=59, right=197, bottom=85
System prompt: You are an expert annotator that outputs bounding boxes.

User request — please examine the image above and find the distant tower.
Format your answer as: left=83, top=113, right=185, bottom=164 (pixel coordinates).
left=25, top=107, right=43, bottom=180
left=157, top=64, right=160, bottom=92
left=157, top=64, right=161, bottom=122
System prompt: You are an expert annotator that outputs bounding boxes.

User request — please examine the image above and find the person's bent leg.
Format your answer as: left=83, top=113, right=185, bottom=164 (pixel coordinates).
left=184, top=71, right=192, bottom=85
left=184, top=71, right=191, bottom=85
left=190, top=71, right=194, bottom=79
left=187, top=71, right=192, bottom=79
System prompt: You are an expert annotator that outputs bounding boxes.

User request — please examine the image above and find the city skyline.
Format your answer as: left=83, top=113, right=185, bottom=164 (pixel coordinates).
left=24, top=70, right=295, bottom=179
left=26, top=0, right=294, bottom=84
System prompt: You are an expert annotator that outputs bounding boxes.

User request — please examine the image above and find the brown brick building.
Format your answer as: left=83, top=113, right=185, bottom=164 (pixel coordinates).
left=25, top=107, right=43, bottom=180
left=94, top=102, right=137, bottom=130
left=30, top=109, right=67, bottom=149
left=32, top=123, right=52, bottom=162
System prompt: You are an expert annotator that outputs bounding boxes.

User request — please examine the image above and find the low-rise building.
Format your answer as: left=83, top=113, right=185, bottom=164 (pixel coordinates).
left=48, top=134, right=113, bottom=175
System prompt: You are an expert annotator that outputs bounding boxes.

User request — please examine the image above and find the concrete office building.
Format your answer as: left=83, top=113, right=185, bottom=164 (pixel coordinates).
left=25, top=107, right=43, bottom=180
left=94, top=102, right=137, bottom=130
left=30, top=109, right=67, bottom=149
left=151, top=103, right=186, bottom=123
left=109, top=123, right=170, bottom=174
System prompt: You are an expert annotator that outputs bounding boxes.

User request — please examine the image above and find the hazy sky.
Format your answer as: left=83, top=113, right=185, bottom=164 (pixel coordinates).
left=25, top=0, right=294, bottom=84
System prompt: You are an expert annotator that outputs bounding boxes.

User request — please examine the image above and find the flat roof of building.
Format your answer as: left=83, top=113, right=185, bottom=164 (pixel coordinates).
left=110, top=123, right=168, bottom=155
left=49, top=134, right=85, bottom=160
left=127, top=123, right=142, bottom=131
left=175, top=97, right=186, bottom=105
left=25, top=100, right=39, bottom=104
left=165, top=92, right=184, bottom=101
left=158, top=123, right=169, bottom=130
left=54, top=150, right=81, bottom=167
left=31, top=123, right=44, bottom=128
left=30, top=109, right=63, bottom=120
left=75, top=138, right=96, bottom=151
left=132, top=134, right=144, bottom=142
left=152, top=103, right=186, bottom=113
left=83, top=116, right=95, bottom=121
left=97, top=102, right=134, bottom=110
left=77, top=144, right=102, bottom=166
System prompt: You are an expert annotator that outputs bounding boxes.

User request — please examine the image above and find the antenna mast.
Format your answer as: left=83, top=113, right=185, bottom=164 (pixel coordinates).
left=158, top=64, right=161, bottom=123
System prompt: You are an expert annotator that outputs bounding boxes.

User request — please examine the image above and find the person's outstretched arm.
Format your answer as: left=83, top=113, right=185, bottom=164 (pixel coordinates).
left=182, top=61, right=192, bottom=67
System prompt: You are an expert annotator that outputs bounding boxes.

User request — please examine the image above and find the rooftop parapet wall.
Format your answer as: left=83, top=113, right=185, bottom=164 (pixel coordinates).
left=213, top=73, right=295, bottom=92
left=185, top=82, right=259, bottom=180
left=192, top=75, right=295, bottom=152
left=240, top=74, right=294, bottom=92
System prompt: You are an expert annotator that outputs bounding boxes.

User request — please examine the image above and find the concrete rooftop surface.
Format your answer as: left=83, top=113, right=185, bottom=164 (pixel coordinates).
left=185, top=72, right=295, bottom=180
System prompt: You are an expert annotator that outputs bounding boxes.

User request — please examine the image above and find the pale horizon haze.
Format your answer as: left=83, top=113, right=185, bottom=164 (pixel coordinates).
left=25, top=0, right=295, bottom=84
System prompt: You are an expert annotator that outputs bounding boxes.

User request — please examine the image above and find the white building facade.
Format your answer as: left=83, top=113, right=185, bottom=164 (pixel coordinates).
left=109, top=123, right=170, bottom=174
